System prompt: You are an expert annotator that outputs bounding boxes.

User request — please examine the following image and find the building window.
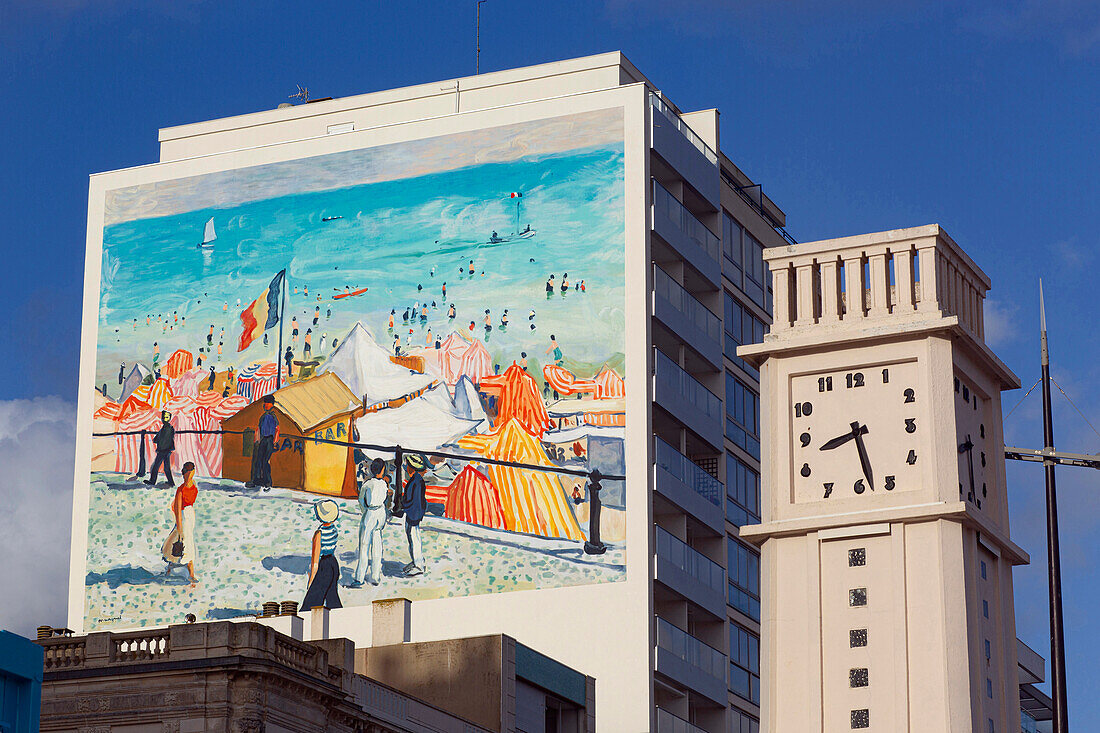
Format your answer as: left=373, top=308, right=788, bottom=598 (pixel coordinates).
left=726, top=453, right=760, bottom=527
left=981, top=560, right=987, bottom=579
left=724, top=290, right=767, bottom=377
left=988, top=719, right=995, bottom=733
left=729, top=622, right=761, bottom=704
left=726, top=373, right=760, bottom=459
left=850, top=629, right=868, bottom=647
left=985, top=639, right=991, bottom=659
left=730, top=705, right=760, bottom=733
left=722, top=211, right=767, bottom=310
left=987, top=678, right=993, bottom=698
left=850, top=668, right=869, bottom=688
left=849, top=548, right=866, bottom=567
left=849, top=588, right=868, bottom=607
left=983, top=599, right=989, bottom=618
left=728, top=537, right=761, bottom=620
left=851, top=709, right=870, bottom=729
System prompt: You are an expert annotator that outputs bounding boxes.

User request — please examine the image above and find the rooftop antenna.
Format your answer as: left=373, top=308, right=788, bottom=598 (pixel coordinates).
left=476, top=1, right=487, bottom=75
left=289, top=84, right=310, bottom=104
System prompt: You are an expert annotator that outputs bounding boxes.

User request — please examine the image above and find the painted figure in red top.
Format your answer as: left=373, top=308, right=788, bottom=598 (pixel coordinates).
left=162, top=461, right=199, bottom=586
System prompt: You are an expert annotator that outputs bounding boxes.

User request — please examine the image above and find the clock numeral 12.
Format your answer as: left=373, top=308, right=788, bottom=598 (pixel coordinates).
left=823, top=482, right=834, bottom=499
left=846, top=372, right=865, bottom=389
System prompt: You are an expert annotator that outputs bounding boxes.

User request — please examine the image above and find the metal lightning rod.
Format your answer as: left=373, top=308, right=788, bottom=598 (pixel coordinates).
left=476, top=1, right=487, bottom=75
left=1040, top=279, right=1070, bottom=733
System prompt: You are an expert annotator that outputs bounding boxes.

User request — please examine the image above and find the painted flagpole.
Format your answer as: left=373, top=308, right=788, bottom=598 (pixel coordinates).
left=277, top=269, right=286, bottom=390
left=1040, top=280, right=1070, bottom=732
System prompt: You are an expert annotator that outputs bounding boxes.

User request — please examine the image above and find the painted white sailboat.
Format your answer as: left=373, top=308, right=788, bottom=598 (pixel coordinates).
left=197, top=217, right=217, bottom=249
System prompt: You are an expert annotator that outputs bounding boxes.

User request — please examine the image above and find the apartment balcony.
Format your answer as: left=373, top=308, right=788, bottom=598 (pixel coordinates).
left=650, top=93, right=720, bottom=208
left=652, top=181, right=721, bottom=288
left=654, top=437, right=724, bottom=535
left=653, top=266, right=722, bottom=369
left=655, top=618, right=727, bottom=706
left=655, top=708, right=708, bottom=733
left=653, top=349, right=723, bottom=450
left=655, top=527, right=726, bottom=620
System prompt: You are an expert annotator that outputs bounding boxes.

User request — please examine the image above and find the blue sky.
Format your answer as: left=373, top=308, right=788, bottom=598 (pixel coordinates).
left=1, top=0, right=1098, bottom=725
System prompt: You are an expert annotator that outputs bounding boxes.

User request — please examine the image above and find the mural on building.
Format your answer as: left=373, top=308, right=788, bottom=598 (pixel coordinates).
left=83, top=109, right=627, bottom=629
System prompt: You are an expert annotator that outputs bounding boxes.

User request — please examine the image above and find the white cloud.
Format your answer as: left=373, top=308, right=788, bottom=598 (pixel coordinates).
left=983, top=297, right=1020, bottom=349
left=0, top=398, right=76, bottom=638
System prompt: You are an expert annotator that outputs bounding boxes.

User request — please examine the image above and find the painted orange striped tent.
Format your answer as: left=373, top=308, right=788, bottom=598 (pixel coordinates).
left=147, top=377, right=174, bottom=411
left=542, top=364, right=597, bottom=396
left=163, top=349, right=194, bottom=378
left=117, top=383, right=152, bottom=421
left=594, top=365, right=625, bottom=399
left=444, top=465, right=505, bottom=529
left=457, top=419, right=584, bottom=541
left=479, top=363, right=550, bottom=437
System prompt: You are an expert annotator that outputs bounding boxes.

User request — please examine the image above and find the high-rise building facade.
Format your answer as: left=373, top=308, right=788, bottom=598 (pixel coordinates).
left=72, top=52, right=791, bottom=731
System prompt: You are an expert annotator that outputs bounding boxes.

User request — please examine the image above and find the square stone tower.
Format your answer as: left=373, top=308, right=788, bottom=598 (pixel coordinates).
left=739, top=224, right=1027, bottom=732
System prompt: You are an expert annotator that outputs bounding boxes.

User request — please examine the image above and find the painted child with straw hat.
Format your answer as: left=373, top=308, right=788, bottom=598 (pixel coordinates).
left=302, top=499, right=342, bottom=610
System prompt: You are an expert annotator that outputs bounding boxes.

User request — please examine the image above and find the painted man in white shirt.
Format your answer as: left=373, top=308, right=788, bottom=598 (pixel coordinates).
left=351, top=458, right=391, bottom=587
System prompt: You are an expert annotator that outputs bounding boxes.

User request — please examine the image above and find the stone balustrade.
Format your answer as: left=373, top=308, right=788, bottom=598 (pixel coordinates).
left=765, top=224, right=989, bottom=339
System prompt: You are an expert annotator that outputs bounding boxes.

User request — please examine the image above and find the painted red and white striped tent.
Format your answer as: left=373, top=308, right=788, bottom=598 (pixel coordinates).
left=114, top=408, right=164, bottom=475
left=458, top=338, right=494, bottom=384
left=444, top=464, right=506, bottom=530
left=236, top=362, right=280, bottom=403
left=117, top=383, right=152, bottom=422
left=594, top=365, right=625, bottom=399
left=162, top=349, right=194, bottom=378
left=170, top=367, right=207, bottom=399
left=147, top=378, right=174, bottom=411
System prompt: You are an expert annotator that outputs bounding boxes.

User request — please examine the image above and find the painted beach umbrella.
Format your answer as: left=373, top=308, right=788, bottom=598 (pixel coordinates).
left=594, top=365, right=625, bottom=399
left=319, top=321, right=432, bottom=406
left=479, top=363, right=549, bottom=437
left=444, top=464, right=505, bottom=529
left=457, top=418, right=583, bottom=541
left=543, top=364, right=597, bottom=397
left=162, top=349, right=194, bottom=378
left=236, top=361, right=280, bottom=403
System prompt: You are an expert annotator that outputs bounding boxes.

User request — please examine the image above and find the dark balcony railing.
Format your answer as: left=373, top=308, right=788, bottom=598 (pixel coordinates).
left=654, top=266, right=721, bottom=344
left=656, top=617, right=726, bottom=681
left=654, top=350, right=722, bottom=425
left=656, top=526, right=725, bottom=595
left=654, top=436, right=722, bottom=507
left=653, top=180, right=720, bottom=264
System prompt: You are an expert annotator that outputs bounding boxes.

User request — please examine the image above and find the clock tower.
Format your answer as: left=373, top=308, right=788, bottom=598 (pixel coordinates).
left=738, top=225, right=1028, bottom=732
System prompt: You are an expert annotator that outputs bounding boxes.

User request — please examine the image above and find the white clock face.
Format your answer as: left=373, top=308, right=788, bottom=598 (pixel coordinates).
left=790, top=361, right=921, bottom=502
left=954, top=374, right=990, bottom=509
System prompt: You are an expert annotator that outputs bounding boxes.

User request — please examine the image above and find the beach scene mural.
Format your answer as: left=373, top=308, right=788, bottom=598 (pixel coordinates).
left=83, top=108, right=627, bottom=630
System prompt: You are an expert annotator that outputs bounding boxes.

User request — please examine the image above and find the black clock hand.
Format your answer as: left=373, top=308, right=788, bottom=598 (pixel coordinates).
left=819, top=422, right=865, bottom=451
left=960, top=435, right=975, bottom=495
left=853, top=428, right=874, bottom=490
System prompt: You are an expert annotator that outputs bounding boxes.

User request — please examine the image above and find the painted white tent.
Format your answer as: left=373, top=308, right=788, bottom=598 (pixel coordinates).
left=354, top=395, right=481, bottom=460
left=120, top=363, right=151, bottom=402
left=319, top=321, right=433, bottom=406
left=453, top=375, right=489, bottom=424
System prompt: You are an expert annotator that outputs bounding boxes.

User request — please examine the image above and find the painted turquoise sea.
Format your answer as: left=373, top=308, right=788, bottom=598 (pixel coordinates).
left=96, top=140, right=626, bottom=389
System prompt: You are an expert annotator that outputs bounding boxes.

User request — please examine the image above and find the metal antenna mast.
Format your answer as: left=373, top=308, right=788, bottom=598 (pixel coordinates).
left=476, top=1, right=487, bottom=75
left=1039, top=280, right=1070, bottom=732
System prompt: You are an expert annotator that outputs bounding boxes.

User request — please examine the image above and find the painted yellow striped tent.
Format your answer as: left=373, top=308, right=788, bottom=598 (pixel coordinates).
left=457, top=419, right=585, bottom=541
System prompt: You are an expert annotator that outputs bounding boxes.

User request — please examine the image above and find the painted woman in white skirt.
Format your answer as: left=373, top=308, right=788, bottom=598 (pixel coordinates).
left=162, top=460, right=199, bottom=586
